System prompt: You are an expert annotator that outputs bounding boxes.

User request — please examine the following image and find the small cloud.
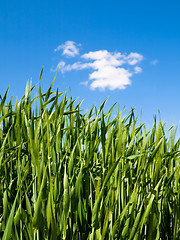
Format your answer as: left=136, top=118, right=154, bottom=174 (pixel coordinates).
left=134, top=66, right=142, bottom=74
left=150, top=59, right=159, bottom=65
left=54, top=41, right=81, bottom=57
left=63, top=62, right=91, bottom=72
left=126, top=53, right=143, bottom=65
left=57, top=61, right=66, bottom=69
left=80, top=81, right=89, bottom=86
left=50, top=61, right=66, bottom=72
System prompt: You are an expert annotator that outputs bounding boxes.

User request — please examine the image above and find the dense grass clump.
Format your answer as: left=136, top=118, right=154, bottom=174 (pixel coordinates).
left=0, top=70, right=180, bottom=239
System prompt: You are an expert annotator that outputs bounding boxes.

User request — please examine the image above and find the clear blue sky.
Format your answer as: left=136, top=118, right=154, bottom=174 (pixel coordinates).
left=1, top=0, right=180, bottom=137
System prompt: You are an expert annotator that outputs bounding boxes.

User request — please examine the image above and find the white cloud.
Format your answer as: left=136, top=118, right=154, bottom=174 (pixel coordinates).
left=54, top=41, right=80, bottom=57
left=57, top=61, right=66, bottom=68
left=150, top=59, right=159, bottom=65
left=80, top=81, right=89, bottom=86
left=63, top=62, right=91, bottom=72
left=53, top=42, right=143, bottom=90
left=126, top=52, right=143, bottom=65
left=134, top=66, right=142, bottom=74
left=50, top=61, right=66, bottom=72
left=89, top=66, right=132, bottom=90
left=82, top=50, right=125, bottom=67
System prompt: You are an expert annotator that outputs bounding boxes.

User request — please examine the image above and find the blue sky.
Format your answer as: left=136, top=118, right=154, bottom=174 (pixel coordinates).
left=1, top=0, right=180, bottom=137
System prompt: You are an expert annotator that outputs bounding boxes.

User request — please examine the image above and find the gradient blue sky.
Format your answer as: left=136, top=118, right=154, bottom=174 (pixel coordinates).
left=1, top=0, right=180, bottom=137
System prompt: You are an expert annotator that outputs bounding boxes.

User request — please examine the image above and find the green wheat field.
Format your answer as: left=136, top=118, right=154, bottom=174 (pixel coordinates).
left=0, top=69, right=180, bottom=239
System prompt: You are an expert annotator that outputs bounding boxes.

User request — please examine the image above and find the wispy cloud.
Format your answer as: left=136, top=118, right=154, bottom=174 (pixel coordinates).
left=126, top=52, right=143, bottom=65
left=134, top=66, right=142, bottom=74
left=52, top=41, right=143, bottom=91
left=54, top=41, right=81, bottom=57
left=150, top=59, right=159, bottom=65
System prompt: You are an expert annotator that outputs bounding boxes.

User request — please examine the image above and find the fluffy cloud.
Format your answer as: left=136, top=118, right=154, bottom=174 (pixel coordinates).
left=52, top=42, right=143, bottom=90
left=80, top=50, right=132, bottom=90
left=54, top=41, right=80, bottom=57
left=89, top=66, right=132, bottom=90
left=82, top=50, right=125, bottom=68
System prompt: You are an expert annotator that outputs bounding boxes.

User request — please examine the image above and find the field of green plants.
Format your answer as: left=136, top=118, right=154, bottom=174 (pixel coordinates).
left=0, top=70, right=180, bottom=239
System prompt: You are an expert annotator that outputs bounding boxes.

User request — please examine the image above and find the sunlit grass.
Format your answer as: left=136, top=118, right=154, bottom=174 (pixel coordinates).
left=0, top=68, right=180, bottom=239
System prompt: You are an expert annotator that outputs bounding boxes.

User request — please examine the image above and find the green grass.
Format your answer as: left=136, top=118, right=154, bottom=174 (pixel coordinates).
left=0, top=69, right=180, bottom=239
